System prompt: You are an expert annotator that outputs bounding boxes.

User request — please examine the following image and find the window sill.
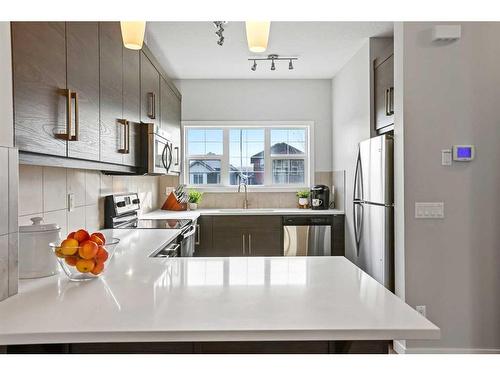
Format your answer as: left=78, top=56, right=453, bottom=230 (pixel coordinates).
left=184, top=185, right=309, bottom=193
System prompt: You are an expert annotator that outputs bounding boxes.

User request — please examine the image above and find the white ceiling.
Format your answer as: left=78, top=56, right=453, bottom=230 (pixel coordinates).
left=145, top=22, right=393, bottom=80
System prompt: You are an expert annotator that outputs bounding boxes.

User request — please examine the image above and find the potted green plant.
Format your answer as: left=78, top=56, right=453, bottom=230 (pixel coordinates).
left=188, top=190, right=203, bottom=210
left=296, top=190, right=310, bottom=208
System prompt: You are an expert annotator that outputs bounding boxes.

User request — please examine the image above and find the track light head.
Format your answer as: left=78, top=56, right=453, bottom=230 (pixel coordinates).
left=289, top=59, right=294, bottom=70
left=271, top=59, right=276, bottom=71
left=251, top=60, right=257, bottom=71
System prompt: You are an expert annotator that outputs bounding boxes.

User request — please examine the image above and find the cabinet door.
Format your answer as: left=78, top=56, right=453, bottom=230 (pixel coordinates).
left=122, top=47, right=141, bottom=166
left=246, top=216, right=282, bottom=256
left=12, top=22, right=67, bottom=156
left=66, top=22, right=100, bottom=160
left=194, top=216, right=213, bottom=257
left=212, top=216, right=245, bottom=257
left=140, top=53, right=160, bottom=127
left=99, top=22, right=124, bottom=164
left=160, top=78, right=182, bottom=173
left=374, top=54, right=394, bottom=131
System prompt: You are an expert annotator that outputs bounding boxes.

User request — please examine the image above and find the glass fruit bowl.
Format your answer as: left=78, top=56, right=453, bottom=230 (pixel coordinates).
left=50, top=237, right=120, bottom=281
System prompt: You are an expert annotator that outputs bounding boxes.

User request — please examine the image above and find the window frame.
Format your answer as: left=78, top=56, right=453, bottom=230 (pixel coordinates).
left=182, top=121, right=314, bottom=192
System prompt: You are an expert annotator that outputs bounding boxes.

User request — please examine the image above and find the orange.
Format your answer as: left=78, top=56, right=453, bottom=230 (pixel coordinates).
left=67, top=232, right=76, bottom=240
left=79, top=240, right=98, bottom=260
left=89, top=234, right=104, bottom=246
left=74, top=229, right=90, bottom=243
left=91, top=261, right=105, bottom=275
left=65, top=255, right=79, bottom=266
left=76, top=258, right=95, bottom=273
left=95, top=246, right=109, bottom=263
left=91, top=232, right=106, bottom=245
left=60, top=238, right=79, bottom=256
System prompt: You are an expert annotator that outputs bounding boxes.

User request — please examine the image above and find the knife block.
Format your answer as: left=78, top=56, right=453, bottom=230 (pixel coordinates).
left=161, top=192, right=187, bottom=211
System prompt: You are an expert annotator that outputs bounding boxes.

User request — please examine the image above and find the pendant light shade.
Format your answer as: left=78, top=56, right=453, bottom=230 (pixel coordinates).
left=245, top=21, right=271, bottom=53
left=120, top=21, right=146, bottom=50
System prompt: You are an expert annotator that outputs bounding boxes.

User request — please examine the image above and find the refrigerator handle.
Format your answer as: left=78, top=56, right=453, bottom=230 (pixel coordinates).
left=353, top=149, right=361, bottom=202
left=353, top=202, right=363, bottom=257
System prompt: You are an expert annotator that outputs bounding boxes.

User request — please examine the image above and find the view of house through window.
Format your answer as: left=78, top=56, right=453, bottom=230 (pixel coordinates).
left=185, top=123, right=311, bottom=188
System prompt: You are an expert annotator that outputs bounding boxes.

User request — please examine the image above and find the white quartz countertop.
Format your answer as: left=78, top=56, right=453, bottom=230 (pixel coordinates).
left=0, top=229, right=439, bottom=345
left=140, top=208, right=344, bottom=221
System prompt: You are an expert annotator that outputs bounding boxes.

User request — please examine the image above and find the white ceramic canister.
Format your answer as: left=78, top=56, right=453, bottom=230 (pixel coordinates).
left=19, top=217, right=61, bottom=279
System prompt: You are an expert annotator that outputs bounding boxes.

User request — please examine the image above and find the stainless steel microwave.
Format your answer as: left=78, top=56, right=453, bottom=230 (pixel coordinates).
left=140, top=123, right=180, bottom=175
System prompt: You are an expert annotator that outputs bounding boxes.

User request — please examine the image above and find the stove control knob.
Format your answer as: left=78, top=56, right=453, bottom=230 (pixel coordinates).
left=116, top=201, right=126, bottom=207
left=132, top=198, right=140, bottom=204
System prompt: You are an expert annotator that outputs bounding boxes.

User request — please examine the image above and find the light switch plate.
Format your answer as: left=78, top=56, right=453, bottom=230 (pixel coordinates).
left=415, top=202, right=444, bottom=219
left=441, top=149, right=452, bottom=166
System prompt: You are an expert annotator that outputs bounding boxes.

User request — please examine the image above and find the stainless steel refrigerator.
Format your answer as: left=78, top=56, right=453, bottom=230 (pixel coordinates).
left=352, top=134, right=394, bottom=290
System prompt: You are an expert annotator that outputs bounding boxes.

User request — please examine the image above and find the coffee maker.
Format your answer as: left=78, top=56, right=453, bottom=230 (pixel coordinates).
left=310, top=185, right=330, bottom=210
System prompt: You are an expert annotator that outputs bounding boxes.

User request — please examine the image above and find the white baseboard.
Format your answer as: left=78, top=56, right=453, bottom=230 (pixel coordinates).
left=393, top=340, right=500, bottom=354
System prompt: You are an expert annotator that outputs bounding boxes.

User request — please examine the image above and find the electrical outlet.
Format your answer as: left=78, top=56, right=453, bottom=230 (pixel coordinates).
left=416, top=305, right=427, bottom=317
left=415, top=202, right=444, bottom=219
left=68, top=193, right=75, bottom=212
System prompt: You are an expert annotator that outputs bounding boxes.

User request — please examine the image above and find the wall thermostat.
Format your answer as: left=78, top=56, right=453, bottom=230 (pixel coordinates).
left=453, top=145, right=475, bottom=161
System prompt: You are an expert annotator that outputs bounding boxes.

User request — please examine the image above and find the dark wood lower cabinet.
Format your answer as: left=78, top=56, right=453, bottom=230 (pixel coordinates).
left=6, top=341, right=390, bottom=354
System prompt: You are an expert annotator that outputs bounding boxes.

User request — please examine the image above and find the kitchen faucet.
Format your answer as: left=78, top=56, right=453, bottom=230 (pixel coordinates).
left=237, top=174, right=249, bottom=209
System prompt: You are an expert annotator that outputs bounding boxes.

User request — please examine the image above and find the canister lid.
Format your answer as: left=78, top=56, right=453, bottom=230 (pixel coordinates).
left=19, top=217, right=61, bottom=233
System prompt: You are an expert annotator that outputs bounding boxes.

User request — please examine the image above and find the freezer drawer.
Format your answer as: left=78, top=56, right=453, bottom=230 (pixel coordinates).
left=353, top=202, right=394, bottom=290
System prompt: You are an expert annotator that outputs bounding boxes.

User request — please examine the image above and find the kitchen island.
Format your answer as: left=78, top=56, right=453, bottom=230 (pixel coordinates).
left=0, top=229, right=439, bottom=353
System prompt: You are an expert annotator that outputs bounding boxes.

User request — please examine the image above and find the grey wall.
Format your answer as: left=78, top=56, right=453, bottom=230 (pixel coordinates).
left=396, top=22, right=500, bottom=353
left=0, top=22, right=18, bottom=301
left=331, top=41, right=371, bottom=261
left=175, top=79, right=333, bottom=172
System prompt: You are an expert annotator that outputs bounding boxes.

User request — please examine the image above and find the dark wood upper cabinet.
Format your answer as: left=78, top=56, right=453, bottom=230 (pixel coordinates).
left=12, top=22, right=67, bottom=156
left=374, top=54, right=394, bottom=132
left=66, top=22, right=100, bottom=161
left=122, top=47, right=141, bottom=166
left=140, top=53, right=160, bottom=126
left=160, top=78, right=182, bottom=173
left=99, top=22, right=124, bottom=164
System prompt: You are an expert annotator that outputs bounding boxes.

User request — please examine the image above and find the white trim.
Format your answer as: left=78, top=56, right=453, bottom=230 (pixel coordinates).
left=182, top=121, right=314, bottom=191
left=393, top=340, right=500, bottom=354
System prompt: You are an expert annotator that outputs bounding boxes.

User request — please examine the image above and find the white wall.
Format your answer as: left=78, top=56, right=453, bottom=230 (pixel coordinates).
left=396, top=22, right=500, bottom=353
left=0, top=22, right=18, bottom=301
left=331, top=41, right=371, bottom=261
left=175, top=79, right=333, bottom=172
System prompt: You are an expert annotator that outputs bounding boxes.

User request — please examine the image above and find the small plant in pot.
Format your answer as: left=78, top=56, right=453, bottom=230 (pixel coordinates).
left=296, top=190, right=310, bottom=208
left=188, top=190, right=203, bottom=210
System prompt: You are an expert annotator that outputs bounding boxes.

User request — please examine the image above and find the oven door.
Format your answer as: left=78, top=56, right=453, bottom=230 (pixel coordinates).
left=179, top=223, right=197, bottom=257
left=148, top=132, right=172, bottom=175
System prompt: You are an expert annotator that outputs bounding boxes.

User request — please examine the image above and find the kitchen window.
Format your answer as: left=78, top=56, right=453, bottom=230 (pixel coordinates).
left=184, top=121, right=313, bottom=190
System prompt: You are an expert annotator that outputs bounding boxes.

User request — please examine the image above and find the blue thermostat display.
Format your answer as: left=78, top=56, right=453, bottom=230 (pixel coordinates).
left=453, top=145, right=475, bottom=161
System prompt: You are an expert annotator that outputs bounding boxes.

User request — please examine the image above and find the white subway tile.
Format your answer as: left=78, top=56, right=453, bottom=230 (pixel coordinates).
left=85, top=205, right=100, bottom=233
left=8, top=232, right=18, bottom=296
left=18, top=165, right=43, bottom=216
left=67, top=206, right=86, bottom=233
left=67, top=169, right=86, bottom=207
left=0, top=147, right=8, bottom=235
left=0, top=234, right=8, bottom=301
left=85, top=170, right=100, bottom=206
left=43, top=209, right=68, bottom=238
left=43, top=166, right=67, bottom=212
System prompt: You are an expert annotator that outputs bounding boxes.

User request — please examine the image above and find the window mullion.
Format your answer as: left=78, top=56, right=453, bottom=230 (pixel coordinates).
left=221, top=128, right=230, bottom=186
left=264, top=128, right=271, bottom=186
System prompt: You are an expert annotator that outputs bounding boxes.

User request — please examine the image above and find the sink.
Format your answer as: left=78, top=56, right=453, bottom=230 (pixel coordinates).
left=215, top=208, right=277, bottom=213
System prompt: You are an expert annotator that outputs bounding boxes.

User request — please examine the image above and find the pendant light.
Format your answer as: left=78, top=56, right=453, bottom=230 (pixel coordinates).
left=245, top=21, right=271, bottom=53
left=120, top=21, right=146, bottom=50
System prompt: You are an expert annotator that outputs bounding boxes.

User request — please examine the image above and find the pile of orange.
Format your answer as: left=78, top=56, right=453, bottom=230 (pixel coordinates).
left=55, top=229, right=109, bottom=275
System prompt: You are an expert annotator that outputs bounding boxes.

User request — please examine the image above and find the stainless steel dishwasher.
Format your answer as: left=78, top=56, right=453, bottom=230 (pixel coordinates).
left=283, top=216, right=332, bottom=256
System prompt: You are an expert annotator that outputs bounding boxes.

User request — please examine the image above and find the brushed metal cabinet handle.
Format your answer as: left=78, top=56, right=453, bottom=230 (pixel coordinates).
left=389, top=87, right=395, bottom=115
left=72, top=91, right=79, bottom=141
left=384, top=88, right=390, bottom=116
left=174, top=146, right=179, bottom=166
left=195, top=224, right=200, bottom=245
left=148, top=92, right=156, bottom=119
left=248, top=233, right=252, bottom=255
left=118, top=119, right=130, bottom=154
left=56, top=89, right=77, bottom=141
left=242, top=234, right=246, bottom=255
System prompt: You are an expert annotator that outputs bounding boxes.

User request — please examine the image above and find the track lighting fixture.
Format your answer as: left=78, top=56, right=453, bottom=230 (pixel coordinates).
left=251, top=60, right=257, bottom=71
left=247, top=54, right=298, bottom=72
left=213, top=21, right=227, bottom=46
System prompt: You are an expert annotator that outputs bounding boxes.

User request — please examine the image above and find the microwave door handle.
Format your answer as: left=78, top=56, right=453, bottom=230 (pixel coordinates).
left=167, top=143, right=173, bottom=171
left=161, top=143, right=168, bottom=169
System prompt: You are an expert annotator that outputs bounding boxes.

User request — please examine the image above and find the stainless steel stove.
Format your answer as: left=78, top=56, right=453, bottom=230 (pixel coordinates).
left=104, top=193, right=196, bottom=257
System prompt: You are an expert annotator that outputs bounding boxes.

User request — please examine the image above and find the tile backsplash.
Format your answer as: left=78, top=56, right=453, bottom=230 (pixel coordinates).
left=18, top=165, right=162, bottom=235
